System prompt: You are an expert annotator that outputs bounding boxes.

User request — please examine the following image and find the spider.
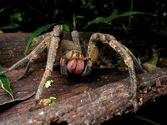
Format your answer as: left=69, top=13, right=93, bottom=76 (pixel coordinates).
left=0, top=25, right=143, bottom=110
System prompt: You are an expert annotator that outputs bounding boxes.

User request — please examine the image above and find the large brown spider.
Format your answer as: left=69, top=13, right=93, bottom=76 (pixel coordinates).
left=0, top=25, right=143, bottom=110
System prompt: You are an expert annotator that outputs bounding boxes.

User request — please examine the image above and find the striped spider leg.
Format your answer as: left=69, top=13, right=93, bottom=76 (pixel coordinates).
left=82, top=33, right=143, bottom=111
left=0, top=25, right=63, bottom=102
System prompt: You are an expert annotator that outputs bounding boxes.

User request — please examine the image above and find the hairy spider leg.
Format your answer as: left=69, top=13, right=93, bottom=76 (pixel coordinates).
left=0, top=55, right=29, bottom=75
left=84, top=33, right=138, bottom=111
left=0, top=35, right=51, bottom=77
left=16, top=60, right=31, bottom=80
left=35, top=25, right=63, bottom=100
left=17, top=35, right=53, bottom=80
left=71, top=30, right=82, bottom=51
left=120, top=43, right=144, bottom=73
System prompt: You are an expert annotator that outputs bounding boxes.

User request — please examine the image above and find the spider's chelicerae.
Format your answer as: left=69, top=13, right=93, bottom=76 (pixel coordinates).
left=0, top=25, right=143, bottom=110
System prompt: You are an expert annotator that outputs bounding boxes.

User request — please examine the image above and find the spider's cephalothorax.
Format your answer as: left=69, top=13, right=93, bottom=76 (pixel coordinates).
left=0, top=25, right=143, bottom=110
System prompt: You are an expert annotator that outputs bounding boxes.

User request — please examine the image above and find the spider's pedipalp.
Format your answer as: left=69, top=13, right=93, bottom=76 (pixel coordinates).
left=81, top=34, right=100, bottom=76
left=81, top=60, right=92, bottom=76
left=60, top=57, right=68, bottom=76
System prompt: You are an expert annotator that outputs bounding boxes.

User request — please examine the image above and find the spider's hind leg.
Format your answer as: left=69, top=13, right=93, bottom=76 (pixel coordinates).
left=16, top=60, right=31, bottom=80
left=0, top=33, right=52, bottom=81
left=0, top=54, right=30, bottom=76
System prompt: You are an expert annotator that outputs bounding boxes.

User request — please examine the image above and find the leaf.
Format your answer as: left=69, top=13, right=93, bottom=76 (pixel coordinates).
left=10, top=11, right=24, bottom=22
left=84, top=11, right=156, bottom=29
left=63, top=24, right=71, bottom=32
left=0, top=65, right=14, bottom=99
left=73, top=15, right=85, bottom=30
left=114, top=11, right=156, bottom=18
left=24, top=23, right=55, bottom=54
left=142, top=49, right=160, bottom=72
left=142, top=62, right=158, bottom=72
left=149, top=49, right=160, bottom=65
left=158, top=27, right=167, bottom=36
left=0, top=23, right=20, bottom=30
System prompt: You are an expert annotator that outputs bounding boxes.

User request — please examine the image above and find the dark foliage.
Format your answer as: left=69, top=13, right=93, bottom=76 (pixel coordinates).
left=0, top=0, right=167, bottom=36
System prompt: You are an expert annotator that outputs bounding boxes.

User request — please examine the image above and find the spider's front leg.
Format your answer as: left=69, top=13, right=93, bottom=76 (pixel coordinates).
left=35, top=25, right=63, bottom=100
left=84, top=33, right=140, bottom=111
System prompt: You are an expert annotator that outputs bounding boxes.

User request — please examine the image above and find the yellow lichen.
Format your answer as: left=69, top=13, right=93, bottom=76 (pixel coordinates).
left=39, top=96, right=56, bottom=106
left=45, top=80, right=53, bottom=88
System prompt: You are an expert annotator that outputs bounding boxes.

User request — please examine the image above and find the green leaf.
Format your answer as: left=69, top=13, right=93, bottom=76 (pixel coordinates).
left=0, top=65, right=14, bottom=99
left=84, top=11, right=156, bottom=29
left=73, top=15, right=85, bottom=30
left=10, top=11, right=24, bottom=22
left=83, top=10, right=118, bottom=29
left=149, top=49, right=160, bottom=65
left=63, top=24, right=71, bottom=32
left=0, top=23, right=20, bottom=30
left=114, top=11, right=156, bottom=18
left=25, top=23, right=55, bottom=54
left=158, top=27, right=167, bottom=36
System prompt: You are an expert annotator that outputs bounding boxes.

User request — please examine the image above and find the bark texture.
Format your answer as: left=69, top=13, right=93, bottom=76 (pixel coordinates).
left=0, top=33, right=167, bottom=125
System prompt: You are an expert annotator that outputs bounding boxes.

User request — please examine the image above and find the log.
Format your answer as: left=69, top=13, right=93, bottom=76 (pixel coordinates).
left=0, top=33, right=31, bottom=66
left=0, top=33, right=167, bottom=125
left=0, top=68, right=167, bottom=125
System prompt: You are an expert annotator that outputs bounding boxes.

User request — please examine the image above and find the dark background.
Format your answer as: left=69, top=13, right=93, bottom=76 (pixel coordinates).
left=0, top=0, right=167, bottom=36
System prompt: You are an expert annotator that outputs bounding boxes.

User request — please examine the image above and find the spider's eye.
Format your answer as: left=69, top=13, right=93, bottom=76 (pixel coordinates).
left=67, top=59, right=85, bottom=75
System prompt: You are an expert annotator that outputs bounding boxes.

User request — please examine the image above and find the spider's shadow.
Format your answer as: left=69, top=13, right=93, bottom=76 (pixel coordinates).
left=53, top=62, right=127, bottom=85
left=64, top=68, right=126, bottom=85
